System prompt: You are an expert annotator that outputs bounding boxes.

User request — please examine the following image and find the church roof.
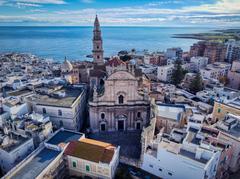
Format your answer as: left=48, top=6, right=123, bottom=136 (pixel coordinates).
left=64, top=139, right=115, bottom=164
left=90, top=65, right=106, bottom=77
left=106, top=57, right=126, bottom=67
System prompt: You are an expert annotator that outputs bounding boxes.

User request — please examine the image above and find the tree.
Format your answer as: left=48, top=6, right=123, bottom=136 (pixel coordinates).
left=120, top=55, right=131, bottom=62
left=171, top=60, right=185, bottom=85
left=219, top=76, right=229, bottom=85
left=189, top=72, right=203, bottom=94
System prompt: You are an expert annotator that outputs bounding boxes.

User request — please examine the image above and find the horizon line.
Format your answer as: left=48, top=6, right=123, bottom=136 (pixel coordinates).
left=0, top=25, right=239, bottom=29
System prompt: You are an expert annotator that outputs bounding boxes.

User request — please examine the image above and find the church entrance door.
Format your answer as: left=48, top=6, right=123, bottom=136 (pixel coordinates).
left=118, top=120, right=124, bottom=131
left=100, top=123, right=106, bottom=131
left=136, top=122, right=141, bottom=130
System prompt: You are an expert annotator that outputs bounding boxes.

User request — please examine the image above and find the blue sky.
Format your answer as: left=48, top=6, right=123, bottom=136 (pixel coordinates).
left=0, top=0, right=240, bottom=26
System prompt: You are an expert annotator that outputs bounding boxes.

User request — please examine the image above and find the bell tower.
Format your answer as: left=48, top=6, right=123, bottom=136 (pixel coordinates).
left=92, top=15, right=104, bottom=65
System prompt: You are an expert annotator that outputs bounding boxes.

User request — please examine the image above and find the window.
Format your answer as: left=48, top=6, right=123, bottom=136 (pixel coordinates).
left=137, top=112, right=141, bottom=118
left=42, top=108, right=46, bottom=114
left=72, top=161, right=77, bottom=168
left=97, top=55, right=100, bottom=59
left=168, top=172, right=173, bottom=176
left=118, top=95, right=124, bottom=104
left=58, top=110, right=62, bottom=116
left=86, top=165, right=90, bottom=172
left=218, top=108, right=221, bottom=113
left=159, top=168, right=162, bottom=171
left=101, top=113, right=105, bottom=119
left=97, top=46, right=99, bottom=49
left=149, top=164, right=153, bottom=168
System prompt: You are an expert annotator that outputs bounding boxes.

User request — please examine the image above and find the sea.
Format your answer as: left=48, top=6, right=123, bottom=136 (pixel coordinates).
left=0, top=26, right=218, bottom=61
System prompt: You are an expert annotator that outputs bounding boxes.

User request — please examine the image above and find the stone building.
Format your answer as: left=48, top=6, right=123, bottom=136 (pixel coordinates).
left=89, top=68, right=150, bottom=133
left=64, top=138, right=119, bottom=179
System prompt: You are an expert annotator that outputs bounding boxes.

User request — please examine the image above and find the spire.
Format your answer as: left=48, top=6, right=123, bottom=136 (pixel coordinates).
left=94, top=15, right=100, bottom=31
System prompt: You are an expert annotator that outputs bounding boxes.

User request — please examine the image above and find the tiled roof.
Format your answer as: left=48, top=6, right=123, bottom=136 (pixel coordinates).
left=106, top=57, right=125, bottom=67
left=64, top=139, right=115, bottom=164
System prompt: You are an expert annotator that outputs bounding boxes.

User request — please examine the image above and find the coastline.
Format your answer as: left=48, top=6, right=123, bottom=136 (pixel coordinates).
left=172, top=28, right=240, bottom=41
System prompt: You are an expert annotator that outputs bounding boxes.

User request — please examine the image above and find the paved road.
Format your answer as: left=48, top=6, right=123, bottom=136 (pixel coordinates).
left=116, top=163, right=160, bottom=179
left=88, top=131, right=142, bottom=159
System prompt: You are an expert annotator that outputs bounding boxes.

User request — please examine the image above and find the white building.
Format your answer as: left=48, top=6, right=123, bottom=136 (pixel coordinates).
left=213, top=87, right=240, bottom=101
left=181, top=62, right=195, bottom=72
left=165, top=47, right=183, bottom=59
left=200, top=62, right=231, bottom=81
left=3, top=129, right=84, bottom=179
left=0, top=132, right=34, bottom=173
left=157, top=64, right=174, bottom=82
left=64, top=138, right=120, bottom=179
left=196, top=90, right=216, bottom=103
left=190, top=56, right=208, bottom=72
left=26, top=85, right=87, bottom=131
left=142, top=138, right=220, bottom=179
left=3, top=97, right=29, bottom=119
left=138, top=64, right=158, bottom=74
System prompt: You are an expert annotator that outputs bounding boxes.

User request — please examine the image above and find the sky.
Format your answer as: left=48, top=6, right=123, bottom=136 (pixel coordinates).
left=0, top=0, right=240, bottom=27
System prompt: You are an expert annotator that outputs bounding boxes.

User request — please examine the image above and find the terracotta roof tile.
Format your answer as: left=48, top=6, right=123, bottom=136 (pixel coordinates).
left=64, top=139, right=115, bottom=164
left=106, top=57, right=125, bottom=67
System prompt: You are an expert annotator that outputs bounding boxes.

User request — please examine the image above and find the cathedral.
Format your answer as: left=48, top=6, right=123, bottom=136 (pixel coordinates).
left=89, top=16, right=150, bottom=133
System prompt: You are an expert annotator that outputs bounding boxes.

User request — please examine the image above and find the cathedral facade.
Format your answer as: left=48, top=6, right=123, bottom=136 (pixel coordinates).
left=89, top=16, right=150, bottom=133
left=89, top=68, right=150, bottom=133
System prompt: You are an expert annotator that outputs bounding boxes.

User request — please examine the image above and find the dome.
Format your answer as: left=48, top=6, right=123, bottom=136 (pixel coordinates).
left=62, top=58, right=73, bottom=72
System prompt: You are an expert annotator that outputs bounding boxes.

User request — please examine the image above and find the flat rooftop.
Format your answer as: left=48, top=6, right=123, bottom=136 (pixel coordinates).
left=180, top=149, right=209, bottom=164
left=11, top=148, right=61, bottom=179
left=0, top=133, right=30, bottom=152
left=217, top=123, right=240, bottom=139
left=227, top=98, right=240, bottom=110
left=27, top=87, right=83, bottom=107
left=157, top=104, right=185, bottom=121
left=8, top=89, right=33, bottom=97
left=46, top=130, right=83, bottom=145
left=159, top=140, right=210, bottom=165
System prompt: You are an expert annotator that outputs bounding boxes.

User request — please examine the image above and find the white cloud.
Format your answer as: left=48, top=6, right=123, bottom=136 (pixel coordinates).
left=0, top=0, right=239, bottom=26
left=16, top=2, right=42, bottom=7
left=182, top=0, right=240, bottom=14
left=15, top=0, right=66, bottom=4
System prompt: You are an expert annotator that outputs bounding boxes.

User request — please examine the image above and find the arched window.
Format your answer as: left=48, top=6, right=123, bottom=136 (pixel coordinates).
left=137, top=112, right=141, bottom=118
left=42, top=108, right=46, bottom=114
left=58, top=110, right=62, bottom=116
left=100, top=113, right=105, bottom=119
left=118, top=95, right=124, bottom=104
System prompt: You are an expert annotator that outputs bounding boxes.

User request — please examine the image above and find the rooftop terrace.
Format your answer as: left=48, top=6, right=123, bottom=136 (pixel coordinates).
left=0, top=133, right=30, bottom=152
left=156, top=103, right=185, bottom=121
left=46, top=129, right=83, bottom=146
left=27, top=87, right=83, bottom=107
left=179, top=149, right=209, bottom=164
left=11, top=148, right=61, bottom=179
